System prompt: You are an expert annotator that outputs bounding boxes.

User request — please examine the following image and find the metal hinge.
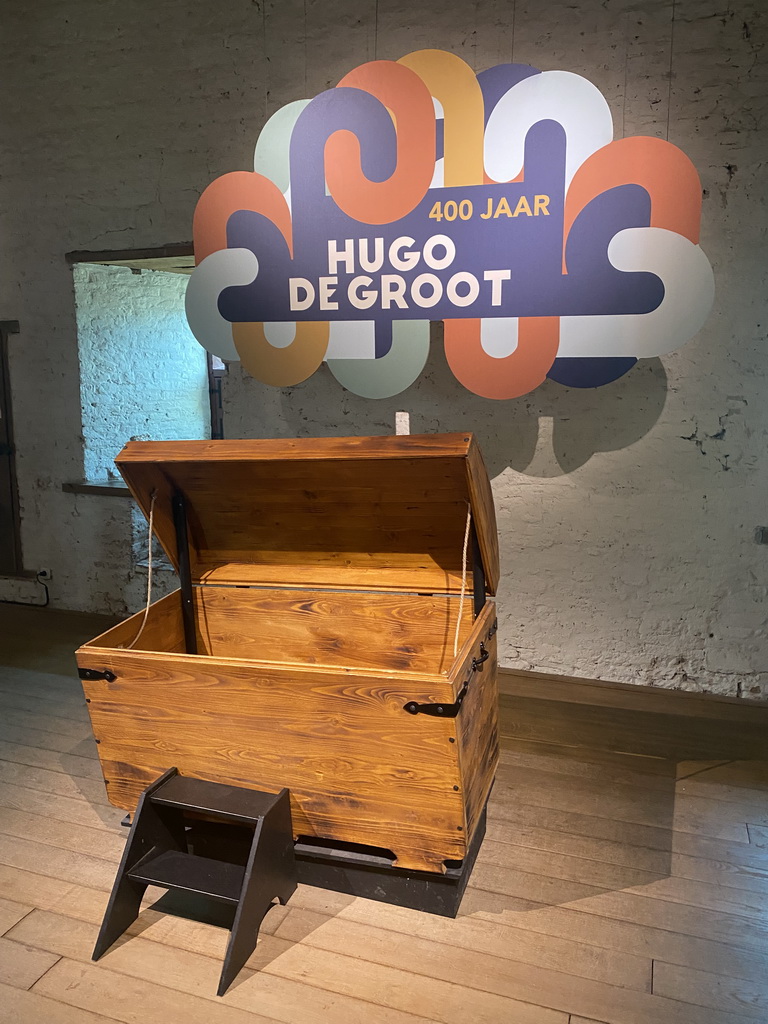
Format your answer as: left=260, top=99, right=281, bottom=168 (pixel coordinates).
left=78, top=668, right=117, bottom=682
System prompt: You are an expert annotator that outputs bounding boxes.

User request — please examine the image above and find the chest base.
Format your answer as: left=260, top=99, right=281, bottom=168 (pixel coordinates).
left=140, top=800, right=488, bottom=921
left=293, top=801, right=488, bottom=917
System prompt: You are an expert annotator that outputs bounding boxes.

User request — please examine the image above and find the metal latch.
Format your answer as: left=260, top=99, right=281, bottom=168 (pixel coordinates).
left=472, top=641, right=489, bottom=670
left=78, top=668, right=117, bottom=682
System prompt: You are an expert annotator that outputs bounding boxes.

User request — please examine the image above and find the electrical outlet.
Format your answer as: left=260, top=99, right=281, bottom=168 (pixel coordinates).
left=37, top=568, right=53, bottom=581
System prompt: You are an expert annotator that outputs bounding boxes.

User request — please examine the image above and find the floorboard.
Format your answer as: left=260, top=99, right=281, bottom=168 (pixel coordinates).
left=0, top=806, right=125, bottom=861
left=485, top=818, right=768, bottom=891
left=0, top=779, right=119, bottom=829
left=0, top=739, right=103, bottom=780
left=487, top=794, right=743, bottom=850
left=652, top=960, right=768, bottom=1018
left=1, top=603, right=767, bottom=1023
left=0, top=979, right=117, bottom=1024
left=499, top=692, right=768, bottom=761
left=0, top=720, right=99, bottom=757
left=0, top=933, right=60, bottom=989
left=0, top=895, right=33, bottom=934
left=746, top=824, right=768, bottom=847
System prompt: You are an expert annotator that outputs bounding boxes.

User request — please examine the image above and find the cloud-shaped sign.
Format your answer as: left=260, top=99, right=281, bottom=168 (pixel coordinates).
left=186, top=50, right=714, bottom=400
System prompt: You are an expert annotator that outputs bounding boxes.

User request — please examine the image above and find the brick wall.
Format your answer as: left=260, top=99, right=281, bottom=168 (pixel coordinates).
left=1, top=0, right=765, bottom=693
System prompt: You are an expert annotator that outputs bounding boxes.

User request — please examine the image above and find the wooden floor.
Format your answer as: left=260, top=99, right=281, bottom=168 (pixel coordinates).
left=1, top=603, right=768, bottom=1024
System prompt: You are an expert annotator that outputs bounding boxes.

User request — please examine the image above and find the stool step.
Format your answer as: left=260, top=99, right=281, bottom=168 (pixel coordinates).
left=151, top=775, right=280, bottom=823
left=128, top=849, right=244, bottom=904
left=92, top=768, right=297, bottom=996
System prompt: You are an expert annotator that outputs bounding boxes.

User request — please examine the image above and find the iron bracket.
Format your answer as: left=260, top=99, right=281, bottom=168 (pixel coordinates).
left=79, top=668, right=117, bottom=683
left=403, top=621, right=497, bottom=718
left=403, top=680, right=469, bottom=718
left=404, top=642, right=490, bottom=718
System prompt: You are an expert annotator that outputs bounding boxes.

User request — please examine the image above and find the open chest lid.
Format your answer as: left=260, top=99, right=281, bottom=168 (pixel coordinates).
left=116, top=433, right=499, bottom=596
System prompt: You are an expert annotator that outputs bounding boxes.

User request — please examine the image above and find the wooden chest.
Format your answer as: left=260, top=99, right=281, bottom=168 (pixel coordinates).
left=76, top=433, right=500, bottom=875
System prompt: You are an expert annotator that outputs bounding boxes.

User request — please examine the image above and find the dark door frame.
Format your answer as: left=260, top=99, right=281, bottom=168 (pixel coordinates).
left=0, top=320, right=22, bottom=575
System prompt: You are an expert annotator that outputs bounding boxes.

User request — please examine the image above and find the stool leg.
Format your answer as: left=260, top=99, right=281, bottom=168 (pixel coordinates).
left=93, top=768, right=185, bottom=960
left=218, top=789, right=297, bottom=996
left=92, top=875, right=148, bottom=961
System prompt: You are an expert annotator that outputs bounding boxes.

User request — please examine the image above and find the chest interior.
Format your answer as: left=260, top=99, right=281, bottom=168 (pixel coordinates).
left=83, top=584, right=478, bottom=677
left=85, top=433, right=499, bottom=677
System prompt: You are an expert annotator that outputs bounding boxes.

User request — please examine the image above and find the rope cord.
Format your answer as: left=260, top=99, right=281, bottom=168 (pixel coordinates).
left=453, top=502, right=472, bottom=657
left=124, top=491, right=157, bottom=650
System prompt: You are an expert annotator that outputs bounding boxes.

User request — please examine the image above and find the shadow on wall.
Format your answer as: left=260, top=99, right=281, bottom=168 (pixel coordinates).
left=223, top=322, right=668, bottom=479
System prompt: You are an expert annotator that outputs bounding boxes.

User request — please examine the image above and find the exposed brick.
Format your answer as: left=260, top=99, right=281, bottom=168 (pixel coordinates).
left=0, top=0, right=765, bottom=696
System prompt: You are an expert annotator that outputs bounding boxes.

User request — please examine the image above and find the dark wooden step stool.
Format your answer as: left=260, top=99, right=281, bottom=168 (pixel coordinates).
left=93, top=768, right=297, bottom=995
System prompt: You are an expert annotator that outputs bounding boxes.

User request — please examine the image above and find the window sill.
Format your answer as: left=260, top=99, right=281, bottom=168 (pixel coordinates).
left=62, top=480, right=131, bottom=497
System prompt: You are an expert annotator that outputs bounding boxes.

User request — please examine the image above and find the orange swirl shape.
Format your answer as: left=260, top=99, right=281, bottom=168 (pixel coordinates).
left=564, top=136, right=703, bottom=268
left=193, top=171, right=294, bottom=263
left=444, top=317, right=560, bottom=400
left=326, top=60, right=436, bottom=224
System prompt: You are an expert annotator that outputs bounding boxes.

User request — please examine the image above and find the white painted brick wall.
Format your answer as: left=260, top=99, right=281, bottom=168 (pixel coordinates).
left=1, top=0, right=765, bottom=696
left=74, top=263, right=209, bottom=481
